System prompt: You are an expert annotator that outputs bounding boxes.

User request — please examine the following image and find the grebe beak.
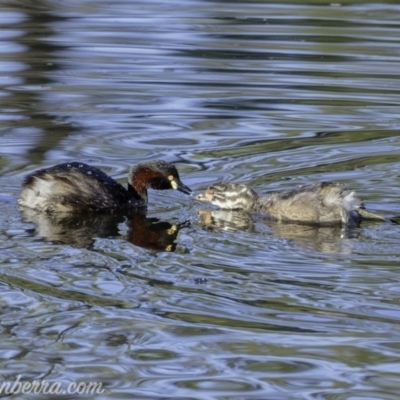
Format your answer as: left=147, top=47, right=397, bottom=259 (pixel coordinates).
left=175, top=180, right=192, bottom=195
left=196, top=193, right=206, bottom=201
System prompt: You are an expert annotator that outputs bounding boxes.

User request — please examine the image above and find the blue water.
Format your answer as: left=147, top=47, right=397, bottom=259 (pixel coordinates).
left=1, top=1, right=400, bottom=399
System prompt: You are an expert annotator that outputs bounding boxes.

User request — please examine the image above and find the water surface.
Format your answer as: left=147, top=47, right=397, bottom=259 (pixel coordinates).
left=1, top=0, right=400, bottom=399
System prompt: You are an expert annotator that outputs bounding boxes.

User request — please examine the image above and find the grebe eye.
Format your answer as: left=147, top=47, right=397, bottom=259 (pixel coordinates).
left=168, top=175, right=179, bottom=189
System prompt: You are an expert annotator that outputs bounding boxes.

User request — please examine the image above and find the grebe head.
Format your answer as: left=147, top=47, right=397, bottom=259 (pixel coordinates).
left=129, top=160, right=191, bottom=203
left=197, top=182, right=258, bottom=211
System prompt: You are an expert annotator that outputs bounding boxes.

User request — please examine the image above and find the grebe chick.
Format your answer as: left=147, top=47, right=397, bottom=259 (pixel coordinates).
left=19, top=160, right=191, bottom=214
left=197, top=181, right=385, bottom=226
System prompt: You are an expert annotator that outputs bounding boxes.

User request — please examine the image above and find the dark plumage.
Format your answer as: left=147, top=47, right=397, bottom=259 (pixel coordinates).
left=18, top=160, right=191, bottom=214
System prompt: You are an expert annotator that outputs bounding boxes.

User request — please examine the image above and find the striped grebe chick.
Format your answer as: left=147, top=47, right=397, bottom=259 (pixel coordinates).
left=19, top=160, right=191, bottom=214
left=197, top=181, right=385, bottom=226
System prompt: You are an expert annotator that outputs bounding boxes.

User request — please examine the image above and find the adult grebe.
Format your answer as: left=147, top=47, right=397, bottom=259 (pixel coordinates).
left=19, top=160, right=191, bottom=214
left=197, top=181, right=385, bottom=225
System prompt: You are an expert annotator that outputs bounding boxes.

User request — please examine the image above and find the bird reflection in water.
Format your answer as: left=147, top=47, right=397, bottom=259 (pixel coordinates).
left=126, top=213, right=189, bottom=252
left=198, top=209, right=255, bottom=232
left=197, top=208, right=360, bottom=254
left=21, top=207, right=188, bottom=252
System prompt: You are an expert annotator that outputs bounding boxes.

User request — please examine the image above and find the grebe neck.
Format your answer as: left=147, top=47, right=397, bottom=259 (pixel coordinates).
left=127, top=183, right=147, bottom=204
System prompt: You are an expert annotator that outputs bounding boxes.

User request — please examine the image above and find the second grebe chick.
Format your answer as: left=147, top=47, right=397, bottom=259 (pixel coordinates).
left=19, top=160, right=191, bottom=214
left=197, top=181, right=385, bottom=225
